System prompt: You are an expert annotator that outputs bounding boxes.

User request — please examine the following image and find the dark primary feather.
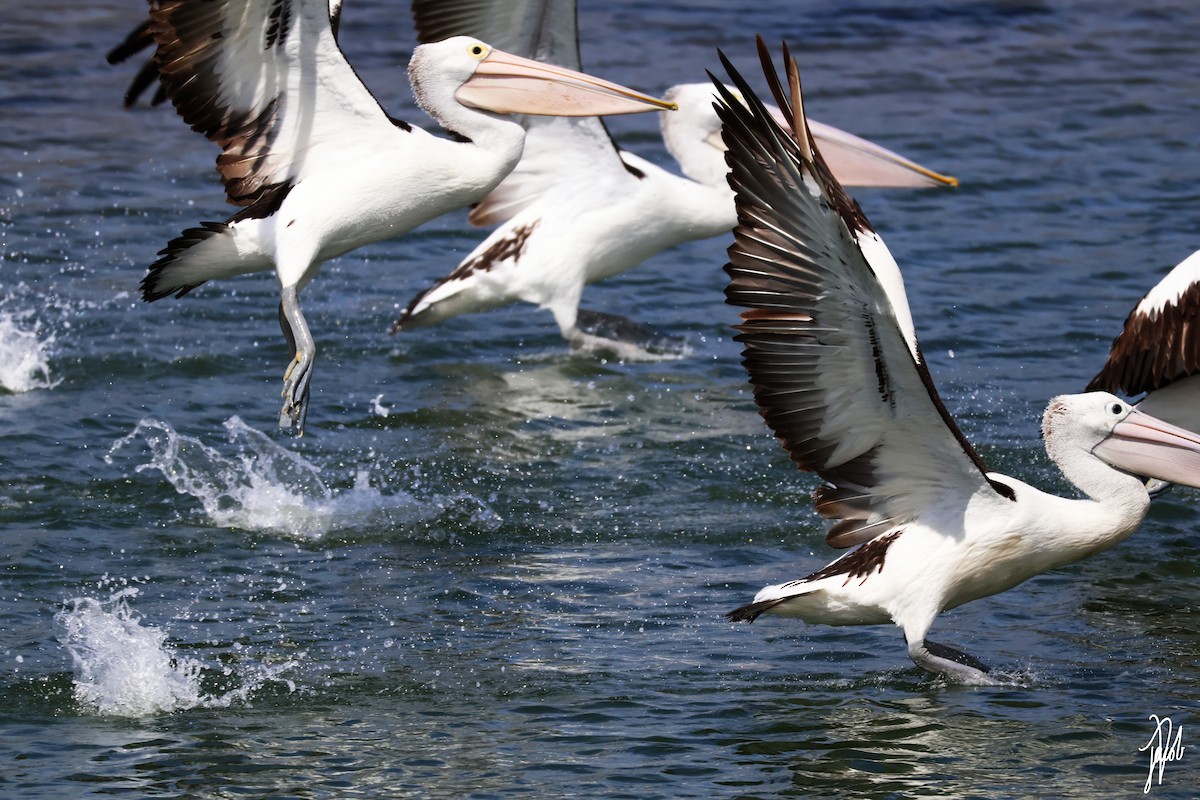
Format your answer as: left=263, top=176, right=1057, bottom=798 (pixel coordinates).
left=107, top=17, right=169, bottom=107
left=725, top=39, right=1011, bottom=500
left=106, top=18, right=154, bottom=66
left=149, top=0, right=284, bottom=207
left=148, top=0, right=381, bottom=214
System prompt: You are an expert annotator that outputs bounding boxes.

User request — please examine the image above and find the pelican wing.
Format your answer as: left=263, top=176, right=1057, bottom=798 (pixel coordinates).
left=469, top=114, right=637, bottom=226
left=107, top=17, right=168, bottom=107
left=412, top=0, right=579, bottom=69
left=412, top=0, right=630, bottom=226
left=1087, top=249, right=1200, bottom=397
left=718, top=40, right=1011, bottom=548
left=150, top=0, right=387, bottom=210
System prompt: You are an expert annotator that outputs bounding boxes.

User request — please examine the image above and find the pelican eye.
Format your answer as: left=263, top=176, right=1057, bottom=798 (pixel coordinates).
left=1108, top=401, right=1125, bottom=416
left=468, top=43, right=488, bottom=59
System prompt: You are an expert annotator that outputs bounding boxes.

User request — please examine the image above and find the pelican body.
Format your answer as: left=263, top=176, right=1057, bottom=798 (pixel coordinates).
left=391, top=0, right=956, bottom=354
left=138, top=0, right=673, bottom=433
left=391, top=111, right=735, bottom=353
left=718, top=40, right=1200, bottom=684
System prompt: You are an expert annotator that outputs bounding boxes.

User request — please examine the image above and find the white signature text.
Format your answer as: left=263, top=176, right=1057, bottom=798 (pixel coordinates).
left=1139, top=714, right=1184, bottom=793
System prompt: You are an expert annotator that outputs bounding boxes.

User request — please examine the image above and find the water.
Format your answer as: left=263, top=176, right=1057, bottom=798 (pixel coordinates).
left=0, top=311, right=58, bottom=393
left=2, top=0, right=1199, bottom=796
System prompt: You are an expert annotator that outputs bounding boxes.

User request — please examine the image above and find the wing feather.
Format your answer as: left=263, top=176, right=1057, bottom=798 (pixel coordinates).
left=1087, top=249, right=1200, bottom=396
left=150, top=0, right=396, bottom=208
left=716, top=40, right=1011, bottom=548
left=412, top=0, right=579, bottom=69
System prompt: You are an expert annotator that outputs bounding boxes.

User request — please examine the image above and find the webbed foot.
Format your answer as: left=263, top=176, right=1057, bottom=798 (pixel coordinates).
left=278, top=286, right=315, bottom=435
left=280, top=350, right=313, bottom=434
left=908, top=638, right=998, bottom=686
left=573, top=309, right=689, bottom=359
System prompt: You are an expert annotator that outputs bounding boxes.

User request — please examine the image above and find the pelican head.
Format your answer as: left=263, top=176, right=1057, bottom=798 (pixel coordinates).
left=663, top=83, right=727, bottom=143
left=1045, top=392, right=1200, bottom=489
left=658, top=83, right=732, bottom=187
left=663, top=82, right=956, bottom=190
left=408, top=37, right=675, bottom=123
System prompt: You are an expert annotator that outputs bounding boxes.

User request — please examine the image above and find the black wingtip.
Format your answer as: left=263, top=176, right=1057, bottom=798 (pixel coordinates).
left=753, top=36, right=775, bottom=95
left=725, top=606, right=759, bottom=623
left=105, top=20, right=154, bottom=65
left=726, top=597, right=785, bottom=623
left=388, top=301, right=421, bottom=335
left=122, top=60, right=162, bottom=109
left=140, top=222, right=226, bottom=302
left=714, top=39, right=792, bottom=141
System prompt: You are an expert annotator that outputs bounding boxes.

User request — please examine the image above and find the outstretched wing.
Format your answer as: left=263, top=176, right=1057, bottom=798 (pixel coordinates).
left=717, top=39, right=1012, bottom=549
left=1087, top=249, right=1200, bottom=397
left=411, top=0, right=632, bottom=226
left=150, top=0, right=390, bottom=210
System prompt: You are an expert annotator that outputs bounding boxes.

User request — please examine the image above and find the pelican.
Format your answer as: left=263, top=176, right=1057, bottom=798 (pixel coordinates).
left=138, top=0, right=673, bottom=434
left=1088, top=248, right=1200, bottom=433
left=717, top=40, right=1200, bottom=685
left=390, top=0, right=956, bottom=354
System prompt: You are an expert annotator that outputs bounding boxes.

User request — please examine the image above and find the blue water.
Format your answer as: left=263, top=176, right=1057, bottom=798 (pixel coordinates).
left=3, top=1, right=1199, bottom=797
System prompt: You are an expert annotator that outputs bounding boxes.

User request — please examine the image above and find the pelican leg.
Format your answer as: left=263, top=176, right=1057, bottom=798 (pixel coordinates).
left=908, top=638, right=998, bottom=686
left=564, top=308, right=688, bottom=360
left=577, top=309, right=685, bottom=350
left=278, top=285, right=315, bottom=435
left=576, top=309, right=657, bottom=343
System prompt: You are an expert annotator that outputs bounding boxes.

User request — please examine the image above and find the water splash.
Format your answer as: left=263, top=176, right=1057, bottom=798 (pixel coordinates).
left=54, top=588, right=297, bottom=717
left=0, top=311, right=58, bottom=393
left=106, top=416, right=500, bottom=538
left=370, top=393, right=390, bottom=417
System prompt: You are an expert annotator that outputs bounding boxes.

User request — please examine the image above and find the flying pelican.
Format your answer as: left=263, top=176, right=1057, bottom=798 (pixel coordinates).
left=138, top=0, right=673, bottom=434
left=717, top=39, right=1200, bottom=685
left=390, top=0, right=956, bottom=355
left=1088, top=248, right=1200, bottom=433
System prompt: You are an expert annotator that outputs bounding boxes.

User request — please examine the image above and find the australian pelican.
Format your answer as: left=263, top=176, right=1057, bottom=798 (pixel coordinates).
left=717, top=39, right=1200, bottom=684
left=137, top=0, right=673, bottom=434
left=390, top=0, right=956, bottom=356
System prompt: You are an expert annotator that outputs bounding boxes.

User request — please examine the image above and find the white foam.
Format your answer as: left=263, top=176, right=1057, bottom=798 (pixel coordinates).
left=55, top=588, right=299, bottom=717
left=0, top=311, right=58, bottom=393
left=370, top=393, right=390, bottom=417
left=106, top=416, right=500, bottom=539
left=56, top=588, right=206, bottom=717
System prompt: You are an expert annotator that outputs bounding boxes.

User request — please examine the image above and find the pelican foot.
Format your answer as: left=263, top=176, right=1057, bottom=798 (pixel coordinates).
left=909, top=638, right=999, bottom=686
left=279, top=351, right=313, bottom=435
left=278, top=286, right=315, bottom=436
left=574, top=309, right=689, bottom=359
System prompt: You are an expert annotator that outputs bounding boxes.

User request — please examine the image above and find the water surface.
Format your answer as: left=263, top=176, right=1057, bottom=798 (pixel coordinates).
left=2, top=1, right=1198, bottom=797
